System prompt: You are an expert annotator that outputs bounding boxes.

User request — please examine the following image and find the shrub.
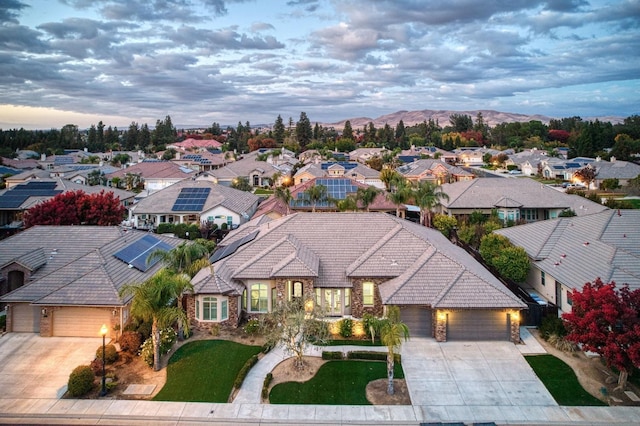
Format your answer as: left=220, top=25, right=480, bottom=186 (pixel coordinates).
left=322, top=351, right=344, bottom=360
left=261, top=372, right=273, bottom=400
left=157, top=223, right=175, bottom=234
left=339, top=318, right=353, bottom=338
left=139, top=327, right=177, bottom=367
left=90, top=357, right=104, bottom=375
left=547, top=334, right=577, bottom=352
left=347, top=350, right=401, bottom=363
left=362, top=313, right=376, bottom=340
left=209, top=324, right=220, bottom=336
left=234, top=354, right=259, bottom=389
left=119, top=331, right=142, bottom=354
left=67, top=365, right=95, bottom=397
left=243, top=319, right=260, bottom=334
left=0, top=314, right=6, bottom=331
left=96, top=344, right=119, bottom=364
left=539, top=315, right=567, bottom=341
left=136, top=321, right=152, bottom=340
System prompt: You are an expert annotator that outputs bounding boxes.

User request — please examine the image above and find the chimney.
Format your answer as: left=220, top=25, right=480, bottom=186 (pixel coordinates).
left=41, top=153, right=46, bottom=161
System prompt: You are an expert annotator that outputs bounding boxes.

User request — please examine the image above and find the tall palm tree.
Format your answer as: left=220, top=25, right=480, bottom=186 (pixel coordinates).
left=379, top=168, right=399, bottom=192
left=356, top=186, right=379, bottom=212
left=386, top=179, right=412, bottom=218
left=303, top=184, right=328, bottom=212
left=274, top=186, right=293, bottom=215
left=336, top=195, right=358, bottom=212
left=413, top=180, right=449, bottom=228
left=119, top=270, right=193, bottom=371
left=147, top=241, right=211, bottom=279
left=380, top=307, right=410, bottom=395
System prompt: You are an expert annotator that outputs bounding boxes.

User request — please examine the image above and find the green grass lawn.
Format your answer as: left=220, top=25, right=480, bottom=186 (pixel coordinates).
left=269, top=360, right=404, bottom=405
left=153, top=340, right=261, bottom=402
left=525, top=355, right=606, bottom=406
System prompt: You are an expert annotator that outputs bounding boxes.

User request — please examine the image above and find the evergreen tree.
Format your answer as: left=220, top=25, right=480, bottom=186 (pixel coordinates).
left=295, top=112, right=313, bottom=149
left=273, top=115, right=285, bottom=145
left=342, top=120, right=354, bottom=140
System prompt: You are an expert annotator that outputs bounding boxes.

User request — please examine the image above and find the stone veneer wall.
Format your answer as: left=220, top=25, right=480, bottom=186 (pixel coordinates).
left=510, top=312, right=521, bottom=343
left=274, top=279, right=314, bottom=305
left=350, top=278, right=384, bottom=318
left=186, top=294, right=240, bottom=332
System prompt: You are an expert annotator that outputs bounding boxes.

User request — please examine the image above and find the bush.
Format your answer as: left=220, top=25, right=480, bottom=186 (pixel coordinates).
left=234, top=354, right=259, bottom=389
left=338, top=318, right=353, bottom=338
left=0, top=314, right=6, bottom=331
left=347, top=350, right=401, bottom=363
left=119, top=331, right=142, bottom=354
left=539, top=315, right=567, bottom=341
left=261, top=372, right=273, bottom=400
left=139, top=328, right=177, bottom=367
left=322, top=351, right=344, bottom=360
left=157, top=223, right=175, bottom=234
left=361, top=313, right=376, bottom=340
left=96, top=344, right=119, bottom=364
left=67, top=365, right=95, bottom=397
left=243, top=319, right=260, bottom=334
left=90, top=357, right=104, bottom=375
left=136, top=321, right=152, bottom=341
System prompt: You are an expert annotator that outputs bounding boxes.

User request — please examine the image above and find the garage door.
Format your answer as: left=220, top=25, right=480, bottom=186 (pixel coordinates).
left=11, top=303, right=40, bottom=333
left=447, top=310, right=510, bottom=341
left=399, top=306, right=432, bottom=338
left=53, top=307, right=111, bottom=337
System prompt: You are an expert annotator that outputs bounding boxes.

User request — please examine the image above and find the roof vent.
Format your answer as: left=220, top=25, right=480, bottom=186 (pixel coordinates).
left=583, top=242, right=589, bottom=246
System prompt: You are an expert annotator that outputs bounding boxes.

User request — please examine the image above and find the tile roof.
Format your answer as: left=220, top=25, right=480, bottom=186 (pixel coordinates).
left=105, top=161, right=193, bottom=180
left=195, top=213, right=524, bottom=309
left=130, top=179, right=260, bottom=216
left=0, top=227, right=183, bottom=305
left=593, top=160, right=640, bottom=180
left=496, top=210, right=640, bottom=291
left=397, top=159, right=472, bottom=178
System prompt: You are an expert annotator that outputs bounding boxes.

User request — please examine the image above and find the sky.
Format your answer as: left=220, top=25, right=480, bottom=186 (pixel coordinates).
left=1, top=0, right=639, bottom=130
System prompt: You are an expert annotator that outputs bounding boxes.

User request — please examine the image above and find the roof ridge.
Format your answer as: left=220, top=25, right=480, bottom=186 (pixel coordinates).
left=345, top=222, right=403, bottom=276
left=430, top=268, right=465, bottom=307
left=383, top=248, right=437, bottom=302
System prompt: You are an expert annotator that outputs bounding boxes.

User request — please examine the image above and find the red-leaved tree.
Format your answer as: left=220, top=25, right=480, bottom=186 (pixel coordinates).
left=23, top=190, right=126, bottom=228
left=562, top=279, right=640, bottom=389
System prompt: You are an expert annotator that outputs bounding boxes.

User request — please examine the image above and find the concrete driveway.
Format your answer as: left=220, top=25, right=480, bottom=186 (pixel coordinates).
left=0, top=333, right=102, bottom=399
left=402, top=338, right=557, bottom=421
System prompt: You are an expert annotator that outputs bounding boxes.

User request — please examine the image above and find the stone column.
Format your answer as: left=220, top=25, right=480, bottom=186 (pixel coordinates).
left=510, top=311, right=521, bottom=343
left=435, top=310, right=447, bottom=342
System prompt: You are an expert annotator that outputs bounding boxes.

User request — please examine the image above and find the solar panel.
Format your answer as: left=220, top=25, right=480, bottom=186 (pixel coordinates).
left=113, top=234, right=173, bottom=272
left=0, top=181, right=62, bottom=209
left=210, top=229, right=259, bottom=263
left=171, top=187, right=211, bottom=211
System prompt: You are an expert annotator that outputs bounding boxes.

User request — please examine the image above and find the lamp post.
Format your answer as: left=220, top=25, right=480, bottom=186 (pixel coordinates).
left=100, top=324, right=108, bottom=396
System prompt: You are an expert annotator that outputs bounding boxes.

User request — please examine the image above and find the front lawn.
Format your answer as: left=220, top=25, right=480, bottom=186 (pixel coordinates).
left=153, top=340, right=261, bottom=402
left=525, top=355, right=606, bottom=406
left=269, top=360, right=404, bottom=405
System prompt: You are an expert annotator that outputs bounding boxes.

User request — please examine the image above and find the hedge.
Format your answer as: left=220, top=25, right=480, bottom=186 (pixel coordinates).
left=321, top=351, right=344, bottom=360
left=347, top=350, right=401, bottom=363
left=233, top=354, right=259, bottom=389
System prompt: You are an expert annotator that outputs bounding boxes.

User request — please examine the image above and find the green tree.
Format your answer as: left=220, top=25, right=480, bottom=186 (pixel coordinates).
left=600, top=178, right=620, bottom=191
left=274, top=186, right=293, bottom=215
left=413, top=181, right=449, bottom=228
left=380, top=306, right=409, bottom=395
left=356, top=186, right=379, bottom=212
left=162, top=148, right=177, bottom=160
left=479, top=234, right=530, bottom=282
left=573, top=165, right=597, bottom=189
left=119, top=270, right=193, bottom=371
left=273, top=115, right=285, bottom=145
left=449, top=114, right=473, bottom=132
left=303, top=184, right=328, bottom=212
left=433, top=214, right=458, bottom=238
left=147, top=241, right=211, bottom=279
left=231, top=176, right=252, bottom=192
left=336, top=195, right=358, bottom=211
left=387, top=178, right=412, bottom=217
left=379, top=168, right=399, bottom=191
left=296, top=112, right=313, bottom=149
left=342, top=120, right=354, bottom=140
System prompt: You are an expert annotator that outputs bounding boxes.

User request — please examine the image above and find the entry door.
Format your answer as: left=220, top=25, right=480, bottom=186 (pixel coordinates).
left=323, top=289, right=342, bottom=316
left=555, top=282, right=562, bottom=308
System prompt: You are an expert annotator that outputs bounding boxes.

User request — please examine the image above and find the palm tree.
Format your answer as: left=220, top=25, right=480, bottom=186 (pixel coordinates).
left=119, top=270, right=193, bottom=371
left=380, top=307, right=409, bottom=395
left=147, top=241, right=210, bottom=279
left=274, top=186, right=293, bottom=215
left=413, top=180, right=449, bottom=228
left=379, top=168, right=399, bottom=192
left=387, top=179, right=412, bottom=218
left=356, top=186, right=379, bottom=212
left=336, top=195, right=358, bottom=212
left=303, top=184, right=328, bottom=212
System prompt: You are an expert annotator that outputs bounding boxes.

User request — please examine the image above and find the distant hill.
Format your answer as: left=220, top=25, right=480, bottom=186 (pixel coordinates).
left=325, top=109, right=554, bottom=130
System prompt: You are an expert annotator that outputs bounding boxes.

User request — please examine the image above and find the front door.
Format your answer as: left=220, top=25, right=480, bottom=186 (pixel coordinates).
left=323, top=289, right=342, bottom=316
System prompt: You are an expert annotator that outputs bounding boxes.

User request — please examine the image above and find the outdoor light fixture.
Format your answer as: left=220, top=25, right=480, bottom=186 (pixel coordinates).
left=437, top=311, right=447, bottom=322
left=100, top=324, right=108, bottom=397
left=41, top=308, right=47, bottom=317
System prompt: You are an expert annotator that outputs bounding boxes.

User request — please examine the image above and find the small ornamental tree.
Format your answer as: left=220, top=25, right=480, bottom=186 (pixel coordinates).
left=562, top=279, right=640, bottom=390
left=480, top=234, right=530, bottom=282
left=23, top=190, right=125, bottom=228
left=573, top=165, right=597, bottom=189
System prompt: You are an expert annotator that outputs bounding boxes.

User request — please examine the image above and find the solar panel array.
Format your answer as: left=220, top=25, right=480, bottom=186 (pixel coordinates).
left=0, top=181, right=62, bottom=209
left=294, top=178, right=359, bottom=208
left=171, top=187, right=211, bottom=211
left=113, top=234, right=173, bottom=272
left=210, top=229, right=260, bottom=263
left=182, top=154, right=212, bottom=165
left=320, top=162, right=358, bottom=170
left=54, top=156, right=74, bottom=165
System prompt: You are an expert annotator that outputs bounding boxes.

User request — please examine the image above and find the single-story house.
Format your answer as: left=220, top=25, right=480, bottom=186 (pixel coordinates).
left=205, top=149, right=288, bottom=188
left=128, top=179, right=260, bottom=231
left=439, top=177, right=609, bottom=223
left=0, top=226, right=183, bottom=338
left=187, top=213, right=526, bottom=342
left=105, top=160, right=193, bottom=193
left=294, top=162, right=383, bottom=189
left=396, top=159, right=475, bottom=184
left=495, top=209, right=640, bottom=314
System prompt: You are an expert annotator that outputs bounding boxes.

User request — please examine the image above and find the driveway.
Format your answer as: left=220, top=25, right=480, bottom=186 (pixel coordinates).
left=0, top=333, right=102, bottom=399
left=402, top=338, right=556, bottom=420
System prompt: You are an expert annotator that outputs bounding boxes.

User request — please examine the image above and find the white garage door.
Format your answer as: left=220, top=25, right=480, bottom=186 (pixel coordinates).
left=447, top=310, right=510, bottom=341
left=53, top=307, right=111, bottom=337
left=11, top=303, right=40, bottom=333
left=400, top=306, right=433, bottom=338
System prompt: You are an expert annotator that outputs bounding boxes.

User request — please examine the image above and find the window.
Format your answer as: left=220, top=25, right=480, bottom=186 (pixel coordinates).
left=221, top=299, right=228, bottom=319
left=287, top=280, right=303, bottom=301
left=196, top=296, right=228, bottom=322
left=565, top=288, right=573, bottom=306
left=250, top=283, right=268, bottom=312
left=345, top=288, right=351, bottom=308
left=540, top=271, right=546, bottom=287
left=203, top=296, right=217, bottom=321
left=363, top=282, right=374, bottom=306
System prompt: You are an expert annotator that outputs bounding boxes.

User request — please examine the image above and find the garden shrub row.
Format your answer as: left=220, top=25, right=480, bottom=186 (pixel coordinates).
left=321, top=351, right=344, bottom=360
left=234, top=354, right=259, bottom=389
left=261, top=372, right=273, bottom=400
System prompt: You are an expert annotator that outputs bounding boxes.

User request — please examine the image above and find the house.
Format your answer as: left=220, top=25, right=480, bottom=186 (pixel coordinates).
left=349, top=147, right=388, bottom=164
left=495, top=210, right=640, bottom=314
left=294, top=162, right=383, bottom=189
left=439, top=178, right=609, bottom=223
left=128, top=179, right=260, bottom=231
left=0, top=226, right=183, bottom=337
left=454, top=148, right=486, bottom=166
left=589, top=158, right=640, bottom=188
left=105, top=160, right=193, bottom=193
left=187, top=213, right=526, bottom=342
left=396, top=159, right=475, bottom=184
left=167, top=138, right=223, bottom=152
left=0, top=178, right=136, bottom=228
left=171, top=150, right=230, bottom=173
left=205, top=149, right=288, bottom=188
left=540, top=158, right=594, bottom=181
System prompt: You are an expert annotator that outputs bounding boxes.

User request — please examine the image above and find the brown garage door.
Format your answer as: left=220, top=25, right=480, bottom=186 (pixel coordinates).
left=399, top=306, right=432, bottom=338
left=11, top=303, right=40, bottom=333
left=447, top=310, right=510, bottom=341
left=52, top=307, right=111, bottom=337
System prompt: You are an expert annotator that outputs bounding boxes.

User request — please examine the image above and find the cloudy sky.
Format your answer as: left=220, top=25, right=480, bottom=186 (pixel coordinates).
left=1, top=0, right=639, bottom=130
